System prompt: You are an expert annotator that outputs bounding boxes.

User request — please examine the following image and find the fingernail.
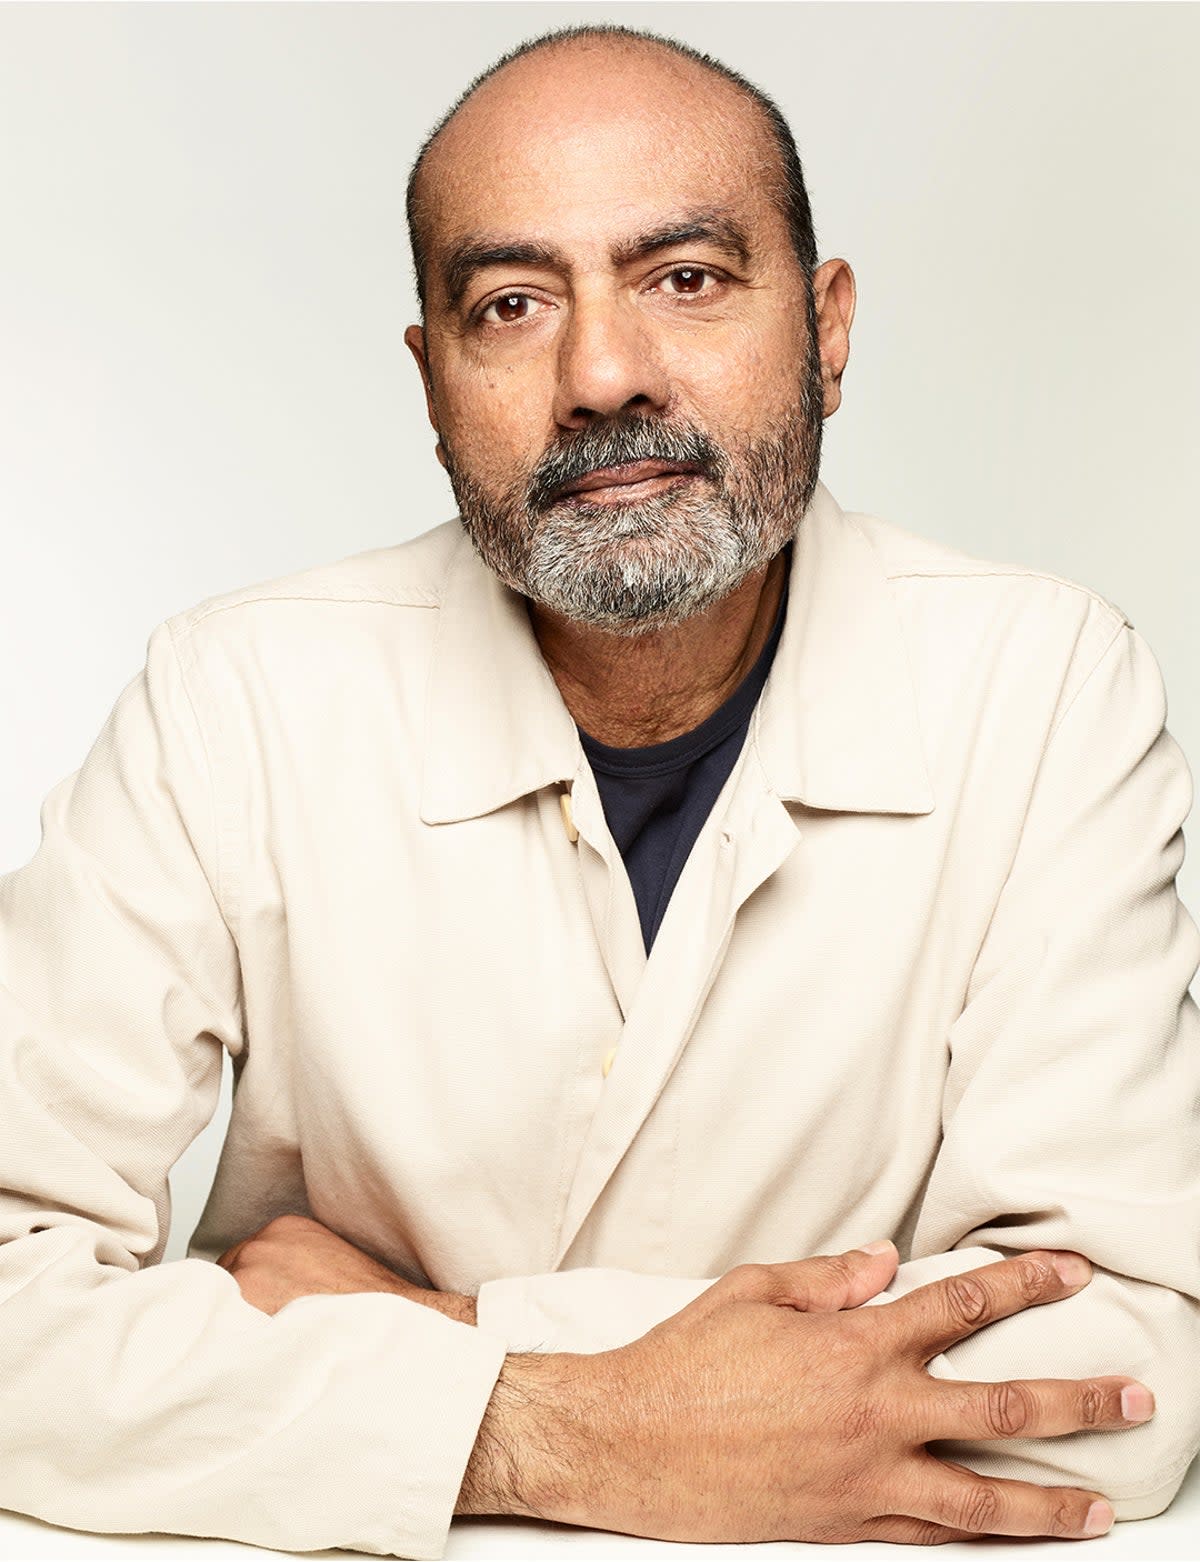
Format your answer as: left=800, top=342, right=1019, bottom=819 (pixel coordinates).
left=1051, top=1251, right=1091, bottom=1285
left=1082, top=1500, right=1113, bottom=1536
left=1121, top=1384, right=1154, bottom=1422
left=856, top=1239, right=895, bottom=1255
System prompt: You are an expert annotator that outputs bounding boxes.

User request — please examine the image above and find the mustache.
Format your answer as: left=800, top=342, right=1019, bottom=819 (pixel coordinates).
left=526, top=416, right=727, bottom=513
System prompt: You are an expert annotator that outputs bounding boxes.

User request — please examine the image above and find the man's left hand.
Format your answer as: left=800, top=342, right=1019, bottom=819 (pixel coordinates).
left=215, top=1213, right=477, bottom=1325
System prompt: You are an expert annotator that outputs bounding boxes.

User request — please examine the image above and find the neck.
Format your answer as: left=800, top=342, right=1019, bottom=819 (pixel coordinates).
left=528, top=548, right=789, bottom=747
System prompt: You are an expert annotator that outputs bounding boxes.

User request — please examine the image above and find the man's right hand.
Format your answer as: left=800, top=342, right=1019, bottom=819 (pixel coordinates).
left=459, top=1243, right=1155, bottom=1544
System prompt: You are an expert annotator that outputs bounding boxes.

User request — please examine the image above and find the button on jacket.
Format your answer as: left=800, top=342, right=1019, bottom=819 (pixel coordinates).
left=1, top=481, right=1198, bottom=1558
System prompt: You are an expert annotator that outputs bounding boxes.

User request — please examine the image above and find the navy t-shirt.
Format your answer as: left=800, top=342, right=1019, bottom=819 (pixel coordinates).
left=578, top=549, right=791, bottom=954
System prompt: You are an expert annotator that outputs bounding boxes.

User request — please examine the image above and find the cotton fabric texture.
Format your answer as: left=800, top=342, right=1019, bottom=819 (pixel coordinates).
left=1, top=481, right=1197, bottom=1558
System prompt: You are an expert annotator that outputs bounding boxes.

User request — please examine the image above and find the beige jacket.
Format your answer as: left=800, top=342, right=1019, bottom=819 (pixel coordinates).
left=1, top=481, right=1198, bottom=1558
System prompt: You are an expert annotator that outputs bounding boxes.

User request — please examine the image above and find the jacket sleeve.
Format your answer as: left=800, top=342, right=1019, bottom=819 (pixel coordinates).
left=879, top=617, right=1200, bottom=1520
left=0, top=620, right=506, bottom=1560
left=476, top=618, right=1200, bottom=1522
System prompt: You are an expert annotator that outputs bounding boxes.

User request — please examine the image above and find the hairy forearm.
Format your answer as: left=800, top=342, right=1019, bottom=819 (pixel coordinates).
left=387, top=1277, right=477, bottom=1327
left=455, top=1350, right=603, bottom=1522
left=465, top=1254, right=1200, bottom=1526
left=413, top=1288, right=478, bottom=1327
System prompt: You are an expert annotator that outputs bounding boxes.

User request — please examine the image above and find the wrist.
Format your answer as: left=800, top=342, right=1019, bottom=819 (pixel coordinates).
left=430, top=1290, right=477, bottom=1326
left=389, top=1277, right=477, bottom=1327
left=455, top=1349, right=604, bottom=1522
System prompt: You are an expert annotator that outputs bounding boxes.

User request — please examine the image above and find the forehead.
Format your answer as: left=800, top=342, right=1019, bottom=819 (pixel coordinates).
left=419, top=42, right=783, bottom=270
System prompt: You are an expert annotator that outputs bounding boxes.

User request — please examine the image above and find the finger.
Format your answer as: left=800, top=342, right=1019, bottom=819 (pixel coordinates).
left=776, top=1244, right=900, bottom=1312
left=917, top=1373, right=1155, bottom=1443
left=852, top=1514, right=981, bottom=1545
left=906, top=1454, right=1115, bottom=1540
left=726, top=1244, right=899, bottom=1312
left=812, top=1242, right=901, bottom=1311
left=882, top=1249, right=1091, bottom=1362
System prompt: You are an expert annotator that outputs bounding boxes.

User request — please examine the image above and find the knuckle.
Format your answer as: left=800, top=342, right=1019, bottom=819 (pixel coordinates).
left=723, top=1261, right=771, bottom=1296
left=983, top=1380, right=1034, bottom=1437
left=824, top=1252, right=855, bottom=1284
left=1078, top=1381, right=1108, bottom=1427
left=1013, top=1254, right=1054, bottom=1302
left=942, top=1273, right=989, bottom=1328
left=1048, top=1496, right=1084, bottom=1537
left=951, top=1481, right=1001, bottom=1533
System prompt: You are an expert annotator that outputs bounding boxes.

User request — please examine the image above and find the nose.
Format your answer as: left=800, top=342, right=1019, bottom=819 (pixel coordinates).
left=551, top=292, right=672, bottom=430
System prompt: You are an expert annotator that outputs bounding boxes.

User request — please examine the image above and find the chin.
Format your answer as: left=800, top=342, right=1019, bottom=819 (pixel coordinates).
left=527, top=569, right=742, bottom=636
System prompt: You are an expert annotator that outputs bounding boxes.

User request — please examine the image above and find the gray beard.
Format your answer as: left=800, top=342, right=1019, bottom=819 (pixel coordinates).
left=440, top=331, right=824, bottom=636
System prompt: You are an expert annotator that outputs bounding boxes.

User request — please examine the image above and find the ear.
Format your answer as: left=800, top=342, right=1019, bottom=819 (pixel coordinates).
left=404, top=324, right=447, bottom=468
left=812, top=258, right=856, bottom=418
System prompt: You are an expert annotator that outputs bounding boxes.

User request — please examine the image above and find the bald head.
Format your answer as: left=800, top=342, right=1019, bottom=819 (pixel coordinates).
left=405, top=25, right=818, bottom=314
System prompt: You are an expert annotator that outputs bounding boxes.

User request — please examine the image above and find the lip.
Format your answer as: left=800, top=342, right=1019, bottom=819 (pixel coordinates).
left=557, top=459, right=703, bottom=499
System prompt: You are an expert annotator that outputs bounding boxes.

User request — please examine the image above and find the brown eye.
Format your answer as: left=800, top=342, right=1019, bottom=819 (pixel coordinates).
left=481, top=293, right=539, bottom=325
left=662, top=267, right=712, bottom=295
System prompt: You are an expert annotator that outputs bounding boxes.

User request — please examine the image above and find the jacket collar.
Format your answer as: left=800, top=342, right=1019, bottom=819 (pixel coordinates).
left=753, top=480, right=935, bottom=815
left=419, top=479, right=934, bottom=825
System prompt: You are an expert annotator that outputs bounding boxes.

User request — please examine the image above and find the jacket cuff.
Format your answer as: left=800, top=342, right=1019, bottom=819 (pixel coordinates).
left=288, top=1291, right=508, bottom=1560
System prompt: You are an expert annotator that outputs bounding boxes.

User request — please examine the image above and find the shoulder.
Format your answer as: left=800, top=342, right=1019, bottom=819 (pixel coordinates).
left=845, top=501, right=1133, bottom=726
left=165, top=518, right=463, bottom=644
left=852, top=505, right=1127, bottom=628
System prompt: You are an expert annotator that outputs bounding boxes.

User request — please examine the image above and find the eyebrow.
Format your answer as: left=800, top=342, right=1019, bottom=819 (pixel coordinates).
left=439, top=207, right=754, bottom=312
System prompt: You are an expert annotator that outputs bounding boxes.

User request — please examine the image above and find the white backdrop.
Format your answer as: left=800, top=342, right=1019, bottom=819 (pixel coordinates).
left=0, top=2, right=1196, bottom=1258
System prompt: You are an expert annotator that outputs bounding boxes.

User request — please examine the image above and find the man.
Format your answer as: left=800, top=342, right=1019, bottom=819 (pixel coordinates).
left=0, top=20, right=1197, bottom=1559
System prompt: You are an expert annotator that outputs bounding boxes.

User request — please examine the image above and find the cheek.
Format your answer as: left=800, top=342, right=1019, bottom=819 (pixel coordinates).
left=436, top=359, right=551, bottom=476
left=673, top=325, right=800, bottom=434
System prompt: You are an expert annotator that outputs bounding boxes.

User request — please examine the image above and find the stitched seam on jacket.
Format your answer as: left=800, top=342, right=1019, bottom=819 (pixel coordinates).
left=1045, top=618, right=1129, bottom=746
left=883, top=563, right=1126, bottom=611
left=165, top=620, right=238, bottom=945
left=883, top=566, right=1133, bottom=642
left=179, top=589, right=442, bottom=632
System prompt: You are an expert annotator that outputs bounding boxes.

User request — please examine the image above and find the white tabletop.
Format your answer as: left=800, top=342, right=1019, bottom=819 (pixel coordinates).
left=2, top=1455, right=1197, bottom=1561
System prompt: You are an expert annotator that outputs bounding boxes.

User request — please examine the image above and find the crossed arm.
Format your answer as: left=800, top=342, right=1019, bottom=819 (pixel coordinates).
left=220, top=615, right=1200, bottom=1527
left=212, top=1212, right=1165, bottom=1544
left=2, top=602, right=1197, bottom=1552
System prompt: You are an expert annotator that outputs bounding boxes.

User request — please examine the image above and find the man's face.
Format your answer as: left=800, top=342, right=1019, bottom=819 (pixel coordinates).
left=406, top=41, right=845, bottom=635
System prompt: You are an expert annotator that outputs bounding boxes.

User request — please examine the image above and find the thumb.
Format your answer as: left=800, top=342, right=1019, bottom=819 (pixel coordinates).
left=770, top=1239, right=899, bottom=1313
